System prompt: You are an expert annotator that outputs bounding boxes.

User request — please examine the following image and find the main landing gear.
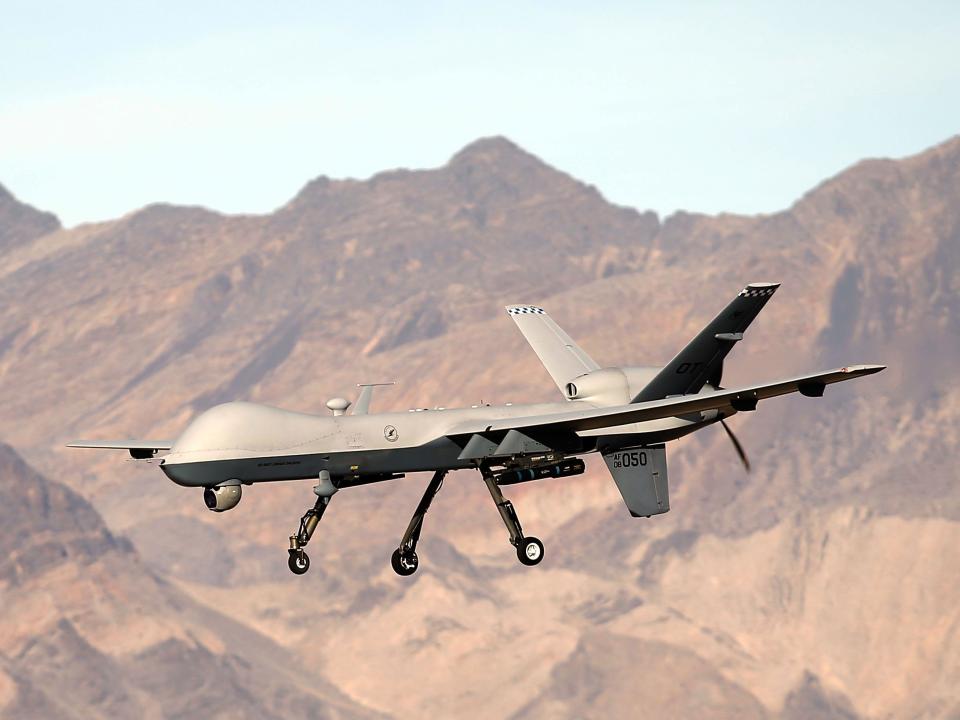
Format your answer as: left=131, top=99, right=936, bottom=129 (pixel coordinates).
left=388, top=464, right=544, bottom=577
left=287, top=472, right=337, bottom=575
left=286, top=466, right=546, bottom=576
left=479, top=463, right=544, bottom=567
left=391, top=469, right=447, bottom=576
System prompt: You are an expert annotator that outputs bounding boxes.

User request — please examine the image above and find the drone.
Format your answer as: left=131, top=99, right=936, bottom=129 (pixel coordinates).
left=70, top=283, right=883, bottom=575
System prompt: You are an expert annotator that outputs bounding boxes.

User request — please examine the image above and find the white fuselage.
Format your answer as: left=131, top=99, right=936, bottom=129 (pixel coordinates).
left=160, top=397, right=718, bottom=488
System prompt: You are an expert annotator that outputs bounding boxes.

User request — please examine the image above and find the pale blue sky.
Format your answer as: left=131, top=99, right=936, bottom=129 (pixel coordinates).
left=2, top=1, right=958, bottom=226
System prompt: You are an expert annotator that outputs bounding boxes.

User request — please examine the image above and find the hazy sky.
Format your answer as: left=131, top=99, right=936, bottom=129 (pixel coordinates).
left=2, top=1, right=958, bottom=226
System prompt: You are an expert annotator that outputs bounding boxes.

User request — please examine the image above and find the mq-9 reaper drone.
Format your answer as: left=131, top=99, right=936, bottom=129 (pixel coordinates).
left=69, top=284, right=883, bottom=576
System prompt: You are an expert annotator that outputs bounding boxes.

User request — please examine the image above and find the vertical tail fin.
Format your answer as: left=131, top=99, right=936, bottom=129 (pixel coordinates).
left=632, top=282, right=780, bottom=402
left=602, top=445, right=670, bottom=517
left=506, top=305, right=599, bottom=395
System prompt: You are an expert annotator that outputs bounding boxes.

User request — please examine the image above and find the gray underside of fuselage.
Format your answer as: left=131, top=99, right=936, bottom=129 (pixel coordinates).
left=160, top=420, right=715, bottom=488
left=161, top=437, right=470, bottom=487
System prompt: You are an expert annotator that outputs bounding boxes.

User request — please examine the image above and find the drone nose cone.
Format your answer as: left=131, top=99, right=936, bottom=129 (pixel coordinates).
left=160, top=459, right=195, bottom=486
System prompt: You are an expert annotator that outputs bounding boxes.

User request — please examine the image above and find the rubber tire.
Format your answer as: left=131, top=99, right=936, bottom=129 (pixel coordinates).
left=288, top=550, right=310, bottom=575
left=517, top=536, right=544, bottom=566
left=391, top=548, right=419, bottom=576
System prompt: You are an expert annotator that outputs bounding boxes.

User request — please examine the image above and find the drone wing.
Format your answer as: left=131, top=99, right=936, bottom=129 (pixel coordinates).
left=66, top=440, right=173, bottom=459
left=448, top=365, right=884, bottom=444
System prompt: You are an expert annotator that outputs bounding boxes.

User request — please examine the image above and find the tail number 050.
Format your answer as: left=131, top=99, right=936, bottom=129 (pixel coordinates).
left=615, top=450, right=647, bottom=468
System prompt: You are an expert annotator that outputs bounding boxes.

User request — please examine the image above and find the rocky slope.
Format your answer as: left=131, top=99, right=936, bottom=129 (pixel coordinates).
left=0, top=184, right=60, bottom=252
left=1, top=134, right=958, bottom=718
left=0, top=442, right=381, bottom=719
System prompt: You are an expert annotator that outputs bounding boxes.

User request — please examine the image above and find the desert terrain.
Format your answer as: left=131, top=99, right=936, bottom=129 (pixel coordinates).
left=0, top=135, right=958, bottom=718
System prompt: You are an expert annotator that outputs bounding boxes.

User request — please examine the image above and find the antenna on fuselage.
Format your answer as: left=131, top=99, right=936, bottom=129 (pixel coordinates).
left=326, top=397, right=351, bottom=416
left=353, top=382, right=396, bottom=415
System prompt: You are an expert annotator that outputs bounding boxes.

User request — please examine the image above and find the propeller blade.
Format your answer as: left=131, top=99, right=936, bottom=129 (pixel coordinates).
left=720, top=418, right=750, bottom=472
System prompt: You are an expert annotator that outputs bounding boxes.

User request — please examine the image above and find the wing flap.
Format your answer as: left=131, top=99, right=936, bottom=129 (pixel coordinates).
left=447, top=365, right=884, bottom=437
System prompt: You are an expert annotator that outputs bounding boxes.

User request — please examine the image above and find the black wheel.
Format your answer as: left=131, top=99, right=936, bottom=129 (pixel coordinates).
left=288, top=550, right=310, bottom=575
left=517, top=536, right=544, bottom=566
left=391, top=548, right=419, bottom=576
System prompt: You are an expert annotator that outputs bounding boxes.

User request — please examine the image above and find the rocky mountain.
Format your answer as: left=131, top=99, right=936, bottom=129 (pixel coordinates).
left=0, top=441, right=384, bottom=719
left=1, top=134, right=958, bottom=718
left=0, top=184, right=60, bottom=252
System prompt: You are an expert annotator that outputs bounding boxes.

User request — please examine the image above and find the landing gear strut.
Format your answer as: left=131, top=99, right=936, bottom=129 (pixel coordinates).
left=391, top=470, right=447, bottom=576
left=287, top=473, right=336, bottom=575
left=479, top=463, right=544, bottom=567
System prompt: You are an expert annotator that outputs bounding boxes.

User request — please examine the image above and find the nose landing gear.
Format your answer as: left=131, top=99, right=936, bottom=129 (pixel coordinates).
left=288, top=549, right=311, bottom=575
left=287, top=472, right=336, bottom=575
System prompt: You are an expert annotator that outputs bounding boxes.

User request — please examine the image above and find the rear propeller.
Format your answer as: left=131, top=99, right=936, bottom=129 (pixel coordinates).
left=719, top=418, right=751, bottom=472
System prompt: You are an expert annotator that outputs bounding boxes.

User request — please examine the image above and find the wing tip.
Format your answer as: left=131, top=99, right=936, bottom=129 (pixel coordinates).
left=841, top=364, right=886, bottom=375
left=505, top=305, right=546, bottom=315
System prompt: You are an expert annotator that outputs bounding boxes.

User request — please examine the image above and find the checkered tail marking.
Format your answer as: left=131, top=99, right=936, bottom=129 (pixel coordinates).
left=738, top=284, right=780, bottom=298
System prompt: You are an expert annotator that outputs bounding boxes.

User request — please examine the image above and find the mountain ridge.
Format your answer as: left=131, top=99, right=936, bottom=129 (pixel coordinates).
left=7, top=134, right=960, bottom=234
left=1, top=133, right=958, bottom=718
left=0, top=182, right=60, bottom=250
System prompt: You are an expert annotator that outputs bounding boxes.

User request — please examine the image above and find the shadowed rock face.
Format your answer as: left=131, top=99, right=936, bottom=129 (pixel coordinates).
left=0, top=441, right=130, bottom=587
left=511, top=631, right=770, bottom=720
left=0, top=443, right=382, bottom=719
left=2, top=134, right=960, bottom=718
left=782, top=672, right=859, bottom=720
